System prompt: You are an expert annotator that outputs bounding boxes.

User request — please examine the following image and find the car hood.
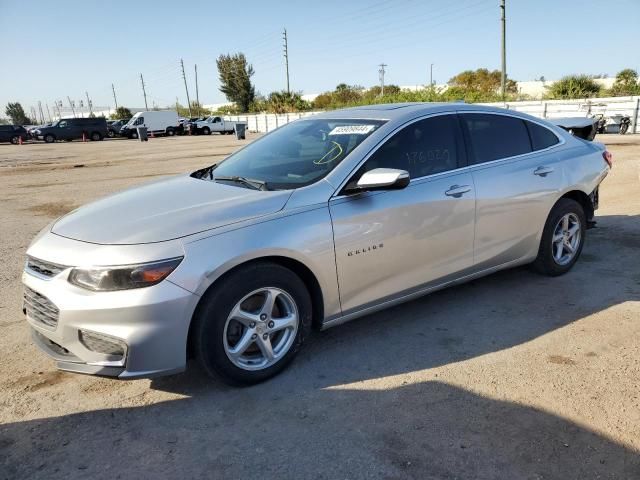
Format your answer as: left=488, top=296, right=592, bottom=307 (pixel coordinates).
left=51, top=175, right=292, bottom=245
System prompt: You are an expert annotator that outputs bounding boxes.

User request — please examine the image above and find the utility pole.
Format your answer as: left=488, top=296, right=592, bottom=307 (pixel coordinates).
left=430, top=63, right=434, bottom=87
left=176, top=97, right=180, bottom=113
left=112, top=83, right=119, bottom=111
left=194, top=64, right=200, bottom=116
left=67, top=96, right=76, bottom=117
left=378, top=63, right=387, bottom=96
left=500, top=0, right=507, bottom=100
left=46, top=103, right=52, bottom=122
left=37, top=101, right=45, bottom=124
left=283, top=28, right=290, bottom=95
left=85, top=91, right=93, bottom=116
left=180, top=59, right=192, bottom=117
left=140, top=73, right=148, bottom=110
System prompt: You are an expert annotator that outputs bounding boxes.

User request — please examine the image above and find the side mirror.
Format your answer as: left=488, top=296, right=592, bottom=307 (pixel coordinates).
left=346, top=168, right=410, bottom=193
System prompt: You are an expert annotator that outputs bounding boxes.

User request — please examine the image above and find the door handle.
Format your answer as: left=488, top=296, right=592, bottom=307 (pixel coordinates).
left=533, top=166, right=554, bottom=177
left=445, top=185, right=471, bottom=198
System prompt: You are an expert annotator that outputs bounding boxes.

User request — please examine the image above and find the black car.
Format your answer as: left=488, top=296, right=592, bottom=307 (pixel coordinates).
left=0, top=124, right=29, bottom=144
left=32, top=117, right=108, bottom=143
left=107, top=119, right=130, bottom=138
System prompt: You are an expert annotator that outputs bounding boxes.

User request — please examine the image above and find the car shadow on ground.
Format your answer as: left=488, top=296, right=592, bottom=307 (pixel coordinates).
left=2, top=214, right=639, bottom=479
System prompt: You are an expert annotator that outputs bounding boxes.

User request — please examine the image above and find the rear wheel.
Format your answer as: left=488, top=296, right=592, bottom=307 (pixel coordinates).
left=192, top=262, right=312, bottom=385
left=44, top=134, right=55, bottom=143
left=10, top=135, right=19, bottom=145
left=166, top=127, right=175, bottom=136
left=532, top=198, right=586, bottom=276
left=90, top=132, right=102, bottom=141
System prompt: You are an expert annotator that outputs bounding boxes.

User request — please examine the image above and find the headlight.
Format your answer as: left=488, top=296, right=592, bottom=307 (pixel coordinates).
left=68, top=257, right=183, bottom=291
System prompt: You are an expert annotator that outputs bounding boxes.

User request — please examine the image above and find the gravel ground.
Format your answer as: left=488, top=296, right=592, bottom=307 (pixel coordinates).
left=0, top=134, right=639, bottom=479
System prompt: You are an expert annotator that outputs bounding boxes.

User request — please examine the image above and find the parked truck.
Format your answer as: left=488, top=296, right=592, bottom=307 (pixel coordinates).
left=191, top=116, right=238, bottom=135
left=120, top=111, right=180, bottom=139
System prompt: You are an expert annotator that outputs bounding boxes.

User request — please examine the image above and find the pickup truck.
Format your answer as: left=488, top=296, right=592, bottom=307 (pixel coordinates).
left=191, top=116, right=238, bottom=135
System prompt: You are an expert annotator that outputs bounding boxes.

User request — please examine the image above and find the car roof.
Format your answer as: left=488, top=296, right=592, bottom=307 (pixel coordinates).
left=310, top=102, right=546, bottom=125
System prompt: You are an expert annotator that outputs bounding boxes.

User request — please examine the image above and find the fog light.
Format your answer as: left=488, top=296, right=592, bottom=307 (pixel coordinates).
left=79, top=330, right=127, bottom=357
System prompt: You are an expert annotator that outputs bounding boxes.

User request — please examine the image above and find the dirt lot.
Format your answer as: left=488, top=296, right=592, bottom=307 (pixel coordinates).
left=1, top=134, right=639, bottom=479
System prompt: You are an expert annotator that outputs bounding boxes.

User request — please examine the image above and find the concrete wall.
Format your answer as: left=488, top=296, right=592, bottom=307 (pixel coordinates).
left=225, top=96, right=640, bottom=134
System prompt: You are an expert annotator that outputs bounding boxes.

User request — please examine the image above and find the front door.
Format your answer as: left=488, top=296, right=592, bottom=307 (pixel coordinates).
left=330, top=114, right=476, bottom=314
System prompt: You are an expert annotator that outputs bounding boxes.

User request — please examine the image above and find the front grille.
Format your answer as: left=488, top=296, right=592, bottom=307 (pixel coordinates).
left=23, top=286, right=59, bottom=328
left=26, top=256, right=67, bottom=278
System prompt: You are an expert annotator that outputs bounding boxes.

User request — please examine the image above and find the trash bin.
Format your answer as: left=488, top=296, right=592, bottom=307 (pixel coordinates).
left=234, top=123, right=247, bottom=140
left=136, top=126, right=148, bottom=142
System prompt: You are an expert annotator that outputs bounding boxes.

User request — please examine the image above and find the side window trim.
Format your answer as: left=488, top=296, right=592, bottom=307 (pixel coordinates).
left=334, top=112, right=468, bottom=197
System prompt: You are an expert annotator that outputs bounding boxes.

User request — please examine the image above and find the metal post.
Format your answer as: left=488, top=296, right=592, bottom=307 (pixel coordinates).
left=180, top=59, right=192, bottom=117
left=46, top=103, right=52, bottom=122
left=140, top=73, right=148, bottom=110
left=283, top=28, right=290, bottom=95
left=543, top=102, right=548, bottom=119
left=500, top=0, right=507, bottom=100
left=633, top=98, right=640, bottom=134
left=430, top=63, right=434, bottom=87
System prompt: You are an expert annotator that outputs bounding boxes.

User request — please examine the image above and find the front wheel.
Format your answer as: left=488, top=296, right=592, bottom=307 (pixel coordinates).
left=166, top=128, right=175, bottom=136
left=202, top=127, right=210, bottom=135
left=10, top=135, right=19, bottom=145
left=620, top=123, right=629, bottom=135
left=531, top=198, right=586, bottom=276
left=107, top=129, right=115, bottom=138
left=192, top=262, right=312, bottom=385
left=130, top=131, right=138, bottom=139
left=90, top=132, right=102, bottom=141
left=44, top=134, right=55, bottom=143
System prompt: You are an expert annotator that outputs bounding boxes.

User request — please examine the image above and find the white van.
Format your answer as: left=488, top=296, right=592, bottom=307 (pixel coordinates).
left=120, top=111, right=180, bottom=139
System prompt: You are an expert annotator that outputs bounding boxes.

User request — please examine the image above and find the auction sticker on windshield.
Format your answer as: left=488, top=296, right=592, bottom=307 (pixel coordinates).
left=328, top=125, right=376, bottom=135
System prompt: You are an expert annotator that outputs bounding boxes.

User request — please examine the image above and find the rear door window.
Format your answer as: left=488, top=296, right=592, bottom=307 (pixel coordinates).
left=526, top=121, right=560, bottom=151
left=461, top=113, right=532, bottom=164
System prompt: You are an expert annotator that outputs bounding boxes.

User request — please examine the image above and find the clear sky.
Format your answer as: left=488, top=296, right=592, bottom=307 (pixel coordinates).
left=1, top=0, right=639, bottom=113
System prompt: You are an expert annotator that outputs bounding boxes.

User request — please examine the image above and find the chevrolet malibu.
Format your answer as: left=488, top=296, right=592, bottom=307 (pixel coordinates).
left=23, top=103, right=611, bottom=385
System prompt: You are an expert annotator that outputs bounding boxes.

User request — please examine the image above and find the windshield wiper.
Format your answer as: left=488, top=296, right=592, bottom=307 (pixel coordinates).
left=213, top=175, right=269, bottom=191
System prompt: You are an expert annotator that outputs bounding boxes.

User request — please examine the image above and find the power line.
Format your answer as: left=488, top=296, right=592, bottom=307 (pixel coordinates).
left=180, top=58, right=192, bottom=117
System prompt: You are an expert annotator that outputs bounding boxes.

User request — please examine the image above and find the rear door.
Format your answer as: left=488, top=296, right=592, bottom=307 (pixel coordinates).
left=460, top=113, right=564, bottom=269
left=330, top=114, right=476, bottom=313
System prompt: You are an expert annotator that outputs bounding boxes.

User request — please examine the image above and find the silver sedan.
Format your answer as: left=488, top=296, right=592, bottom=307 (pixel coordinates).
left=23, top=103, right=611, bottom=385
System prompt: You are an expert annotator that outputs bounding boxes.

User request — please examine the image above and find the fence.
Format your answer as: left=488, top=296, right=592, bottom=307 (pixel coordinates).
left=225, top=95, right=640, bottom=134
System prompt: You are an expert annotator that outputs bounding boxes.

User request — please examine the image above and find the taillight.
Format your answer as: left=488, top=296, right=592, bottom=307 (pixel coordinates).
left=602, top=150, right=613, bottom=168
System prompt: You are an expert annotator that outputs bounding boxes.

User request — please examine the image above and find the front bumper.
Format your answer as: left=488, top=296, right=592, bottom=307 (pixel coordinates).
left=22, top=266, right=199, bottom=379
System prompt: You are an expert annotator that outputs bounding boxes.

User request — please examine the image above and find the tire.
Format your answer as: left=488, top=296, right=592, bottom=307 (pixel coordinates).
left=166, top=128, right=175, bottom=136
left=202, top=127, right=210, bottom=135
left=10, top=135, right=19, bottom=145
left=620, top=123, right=629, bottom=135
left=44, top=134, right=55, bottom=143
left=531, top=198, right=586, bottom=276
left=192, top=262, right=312, bottom=385
left=130, top=131, right=138, bottom=139
left=90, top=132, right=102, bottom=141
left=107, top=129, right=115, bottom=138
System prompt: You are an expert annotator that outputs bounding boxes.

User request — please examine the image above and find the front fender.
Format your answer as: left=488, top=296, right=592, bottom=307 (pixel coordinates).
left=171, top=206, right=341, bottom=320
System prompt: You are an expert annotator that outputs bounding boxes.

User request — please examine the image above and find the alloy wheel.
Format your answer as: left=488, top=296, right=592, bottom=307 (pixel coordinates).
left=223, top=287, right=299, bottom=371
left=552, top=213, right=581, bottom=266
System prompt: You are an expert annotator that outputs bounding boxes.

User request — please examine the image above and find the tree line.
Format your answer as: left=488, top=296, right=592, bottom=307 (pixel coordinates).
left=3, top=59, right=640, bottom=124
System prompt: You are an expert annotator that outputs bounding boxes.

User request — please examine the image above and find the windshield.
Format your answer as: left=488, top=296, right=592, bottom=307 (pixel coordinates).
left=197, top=118, right=385, bottom=190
